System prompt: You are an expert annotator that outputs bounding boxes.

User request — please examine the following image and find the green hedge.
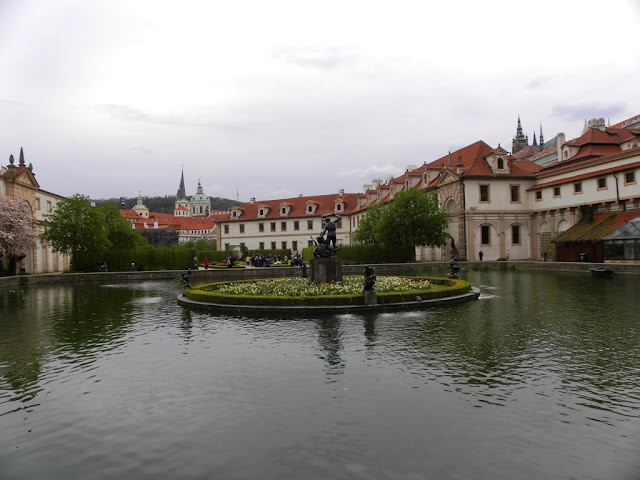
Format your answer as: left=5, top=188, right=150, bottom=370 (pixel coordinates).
left=186, top=276, right=471, bottom=306
left=301, top=244, right=413, bottom=264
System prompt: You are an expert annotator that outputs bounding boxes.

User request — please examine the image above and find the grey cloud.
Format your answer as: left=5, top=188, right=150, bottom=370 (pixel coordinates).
left=129, top=146, right=154, bottom=155
left=273, top=46, right=358, bottom=69
left=552, top=100, right=627, bottom=122
left=93, top=104, right=262, bottom=132
left=0, top=98, right=23, bottom=107
left=525, top=75, right=556, bottom=90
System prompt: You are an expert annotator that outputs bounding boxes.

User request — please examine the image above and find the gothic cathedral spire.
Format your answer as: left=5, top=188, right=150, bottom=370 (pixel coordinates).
left=176, top=167, right=187, bottom=200
left=512, top=115, right=529, bottom=154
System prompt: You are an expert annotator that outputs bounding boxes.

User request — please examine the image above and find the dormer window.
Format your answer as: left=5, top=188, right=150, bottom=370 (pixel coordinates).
left=279, top=202, right=291, bottom=216
left=305, top=200, right=318, bottom=215
left=497, top=158, right=504, bottom=169
left=259, top=209, right=264, bottom=216
left=337, top=203, right=342, bottom=211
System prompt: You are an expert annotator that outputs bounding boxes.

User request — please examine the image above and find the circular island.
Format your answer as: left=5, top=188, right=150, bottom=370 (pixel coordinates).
left=177, top=275, right=479, bottom=313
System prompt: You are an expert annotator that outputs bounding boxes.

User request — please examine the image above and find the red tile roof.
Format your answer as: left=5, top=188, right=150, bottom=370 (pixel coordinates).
left=528, top=160, right=640, bottom=191
left=610, top=114, right=640, bottom=129
left=227, top=193, right=360, bottom=221
left=553, top=211, right=640, bottom=244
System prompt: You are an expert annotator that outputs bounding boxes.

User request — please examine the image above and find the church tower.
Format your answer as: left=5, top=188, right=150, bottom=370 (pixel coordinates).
left=512, top=116, right=529, bottom=154
left=189, top=180, right=211, bottom=217
left=174, top=168, right=190, bottom=217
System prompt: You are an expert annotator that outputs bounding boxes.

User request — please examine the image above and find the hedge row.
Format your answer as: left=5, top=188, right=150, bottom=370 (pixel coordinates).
left=301, top=244, right=413, bottom=265
left=185, top=277, right=471, bottom=307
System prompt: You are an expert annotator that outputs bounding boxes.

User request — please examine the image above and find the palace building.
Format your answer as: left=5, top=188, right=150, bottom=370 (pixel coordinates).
left=1, top=148, right=71, bottom=273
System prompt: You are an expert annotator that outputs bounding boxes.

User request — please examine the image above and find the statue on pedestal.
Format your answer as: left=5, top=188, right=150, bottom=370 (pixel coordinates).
left=313, top=213, right=341, bottom=258
left=363, top=266, right=376, bottom=291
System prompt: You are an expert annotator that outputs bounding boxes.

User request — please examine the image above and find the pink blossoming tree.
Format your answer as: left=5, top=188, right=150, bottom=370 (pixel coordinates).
left=0, top=196, right=38, bottom=275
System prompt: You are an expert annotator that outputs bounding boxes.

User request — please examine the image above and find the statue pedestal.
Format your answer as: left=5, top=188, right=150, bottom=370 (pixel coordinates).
left=363, top=290, right=377, bottom=305
left=310, top=257, right=343, bottom=284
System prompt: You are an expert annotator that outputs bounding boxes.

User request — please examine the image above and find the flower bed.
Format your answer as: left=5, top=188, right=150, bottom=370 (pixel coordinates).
left=185, top=276, right=471, bottom=307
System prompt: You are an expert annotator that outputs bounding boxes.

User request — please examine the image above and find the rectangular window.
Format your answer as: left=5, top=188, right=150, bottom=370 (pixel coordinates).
left=270, top=222, right=276, bottom=232
left=259, top=242, right=265, bottom=250
left=281, top=241, right=287, bottom=249
left=292, top=241, right=298, bottom=251
left=336, top=219, right=342, bottom=229
left=510, top=185, right=520, bottom=202
left=597, top=177, right=607, bottom=190
left=224, top=225, right=229, bottom=234
left=294, top=221, right=300, bottom=231
left=535, top=191, right=542, bottom=201
left=225, top=243, right=230, bottom=250
left=259, top=223, right=264, bottom=232
left=240, top=242, right=245, bottom=247
left=481, top=225, right=490, bottom=245
left=512, top=225, right=520, bottom=244
left=281, top=221, right=287, bottom=231
left=307, top=220, right=313, bottom=230
left=47, top=200, right=52, bottom=212
left=308, top=240, right=314, bottom=247
left=271, top=241, right=276, bottom=250
left=625, top=171, right=636, bottom=185
left=553, top=186, right=561, bottom=198
left=480, top=184, right=489, bottom=202
left=239, top=224, right=245, bottom=234
left=36, top=197, right=41, bottom=210
left=574, top=182, right=582, bottom=194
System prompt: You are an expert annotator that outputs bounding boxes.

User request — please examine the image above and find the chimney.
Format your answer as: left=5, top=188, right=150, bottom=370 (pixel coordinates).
left=363, top=184, right=373, bottom=193
left=338, top=189, right=344, bottom=197
left=372, top=178, right=382, bottom=189
left=154, top=221, right=158, bottom=229
left=250, top=197, right=255, bottom=204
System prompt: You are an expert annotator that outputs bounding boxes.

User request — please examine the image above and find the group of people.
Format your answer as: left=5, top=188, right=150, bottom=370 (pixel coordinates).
left=291, top=253, right=304, bottom=266
left=248, top=254, right=276, bottom=267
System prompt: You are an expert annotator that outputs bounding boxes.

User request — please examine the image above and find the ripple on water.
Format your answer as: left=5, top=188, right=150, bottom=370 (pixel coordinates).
left=2, top=275, right=640, bottom=480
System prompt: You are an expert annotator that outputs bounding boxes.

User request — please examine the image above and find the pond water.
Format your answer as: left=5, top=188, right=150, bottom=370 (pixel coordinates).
left=1, top=270, right=639, bottom=480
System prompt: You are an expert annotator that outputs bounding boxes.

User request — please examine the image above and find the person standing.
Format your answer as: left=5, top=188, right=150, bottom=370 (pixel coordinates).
left=479, top=251, right=483, bottom=261
left=193, top=256, right=198, bottom=270
left=204, top=257, right=209, bottom=270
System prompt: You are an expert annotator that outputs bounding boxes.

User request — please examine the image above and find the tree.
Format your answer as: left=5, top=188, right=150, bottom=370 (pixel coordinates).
left=379, top=189, right=449, bottom=249
left=41, top=194, right=111, bottom=271
left=353, top=203, right=387, bottom=245
left=353, top=188, right=450, bottom=251
left=98, top=204, right=148, bottom=250
left=0, top=197, right=38, bottom=275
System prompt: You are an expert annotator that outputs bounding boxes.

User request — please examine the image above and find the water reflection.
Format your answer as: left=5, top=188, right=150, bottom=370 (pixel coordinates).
left=1, top=273, right=640, bottom=480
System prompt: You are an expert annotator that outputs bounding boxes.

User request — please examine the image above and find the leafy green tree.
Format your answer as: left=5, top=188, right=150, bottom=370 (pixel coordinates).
left=379, top=189, right=449, bottom=249
left=353, top=203, right=387, bottom=245
left=354, top=188, right=449, bottom=252
left=41, top=194, right=111, bottom=271
left=98, top=204, right=147, bottom=249
left=0, top=196, right=38, bottom=275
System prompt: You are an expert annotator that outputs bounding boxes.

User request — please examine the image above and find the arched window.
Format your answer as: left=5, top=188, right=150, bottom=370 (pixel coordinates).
left=497, top=158, right=504, bottom=169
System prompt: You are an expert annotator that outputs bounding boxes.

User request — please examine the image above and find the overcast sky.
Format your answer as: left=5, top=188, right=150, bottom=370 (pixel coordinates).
left=1, top=0, right=639, bottom=204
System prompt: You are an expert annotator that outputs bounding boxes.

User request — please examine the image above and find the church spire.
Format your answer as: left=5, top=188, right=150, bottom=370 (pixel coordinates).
left=176, top=167, right=187, bottom=200
left=512, top=115, right=529, bottom=154
left=532, top=131, right=537, bottom=146
left=539, top=124, right=544, bottom=146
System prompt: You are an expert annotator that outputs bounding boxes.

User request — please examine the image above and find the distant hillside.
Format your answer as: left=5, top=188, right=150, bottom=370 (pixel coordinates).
left=93, top=195, right=241, bottom=213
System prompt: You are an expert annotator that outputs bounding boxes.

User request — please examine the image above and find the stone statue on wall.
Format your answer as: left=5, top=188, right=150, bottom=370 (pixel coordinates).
left=363, top=266, right=376, bottom=291
left=313, top=213, right=341, bottom=257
